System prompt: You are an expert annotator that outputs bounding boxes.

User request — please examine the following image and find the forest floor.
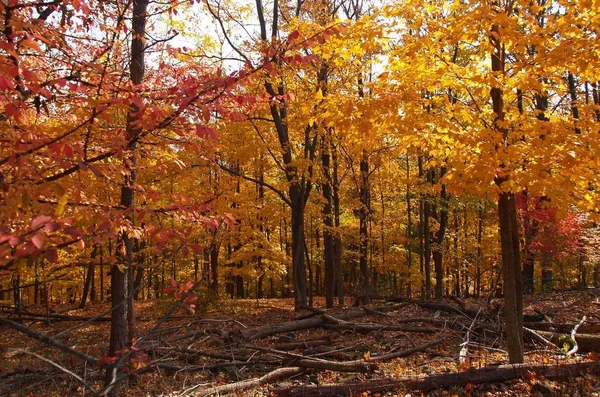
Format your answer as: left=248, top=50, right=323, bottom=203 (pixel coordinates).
left=1, top=290, right=600, bottom=396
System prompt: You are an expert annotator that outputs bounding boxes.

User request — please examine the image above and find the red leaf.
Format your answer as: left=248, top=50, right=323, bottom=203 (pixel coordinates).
left=0, top=76, right=14, bottom=92
left=185, top=294, right=198, bottom=303
left=196, top=125, right=217, bottom=139
left=63, top=144, right=73, bottom=158
left=32, top=215, right=53, bottom=229
left=287, top=30, right=300, bottom=42
left=45, top=249, right=58, bottom=262
left=97, top=356, right=118, bottom=365
left=45, top=221, right=60, bottom=232
left=31, top=233, right=46, bottom=249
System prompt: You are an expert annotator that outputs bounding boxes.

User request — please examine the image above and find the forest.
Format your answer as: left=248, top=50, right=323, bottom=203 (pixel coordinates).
left=1, top=0, right=600, bottom=395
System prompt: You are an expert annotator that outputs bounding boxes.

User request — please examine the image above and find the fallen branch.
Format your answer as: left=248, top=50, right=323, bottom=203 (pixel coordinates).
left=387, top=297, right=479, bottom=317
left=0, top=317, right=97, bottom=365
left=566, top=316, right=587, bottom=356
left=274, top=361, right=600, bottom=396
left=248, top=345, right=378, bottom=373
left=5, top=311, right=110, bottom=322
left=13, top=349, right=95, bottom=393
left=180, top=366, right=302, bottom=397
left=239, top=303, right=407, bottom=341
left=370, top=338, right=444, bottom=362
left=523, top=327, right=558, bottom=350
left=275, top=339, right=332, bottom=351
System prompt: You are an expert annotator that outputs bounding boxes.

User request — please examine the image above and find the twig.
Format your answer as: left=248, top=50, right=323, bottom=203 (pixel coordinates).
left=523, top=327, right=557, bottom=349
left=459, top=307, right=482, bottom=364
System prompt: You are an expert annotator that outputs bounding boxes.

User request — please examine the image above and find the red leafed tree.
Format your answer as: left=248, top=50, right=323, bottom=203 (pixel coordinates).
left=517, top=193, right=583, bottom=292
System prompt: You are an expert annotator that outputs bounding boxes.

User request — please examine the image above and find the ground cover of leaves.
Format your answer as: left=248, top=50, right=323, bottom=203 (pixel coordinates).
left=1, top=291, right=599, bottom=396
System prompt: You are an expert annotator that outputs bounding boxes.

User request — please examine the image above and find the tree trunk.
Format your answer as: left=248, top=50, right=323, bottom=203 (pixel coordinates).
left=99, top=245, right=105, bottom=302
left=133, top=266, right=143, bottom=300
left=322, top=135, right=335, bottom=308
left=332, top=139, right=344, bottom=306
left=105, top=1, right=148, bottom=394
left=521, top=191, right=537, bottom=294
left=418, top=156, right=425, bottom=299
left=491, top=17, right=523, bottom=364
left=476, top=204, right=483, bottom=297
left=34, top=259, right=40, bottom=305
left=453, top=212, right=460, bottom=296
left=79, top=247, right=96, bottom=309
left=12, top=274, right=21, bottom=321
left=423, top=193, right=431, bottom=300
left=406, top=155, right=412, bottom=297
left=432, top=170, right=447, bottom=299
left=357, top=152, right=370, bottom=305
left=210, top=241, right=218, bottom=296
left=541, top=253, right=553, bottom=292
left=291, top=191, right=308, bottom=309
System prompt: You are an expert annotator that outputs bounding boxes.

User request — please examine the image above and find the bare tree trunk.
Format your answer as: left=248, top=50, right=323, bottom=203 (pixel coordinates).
left=34, top=258, right=40, bottom=305
left=423, top=185, right=431, bottom=300
left=12, top=274, right=21, bottom=322
left=79, top=245, right=97, bottom=309
left=432, top=169, right=447, bottom=299
left=332, top=140, right=344, bottom=306
left=541, top=253, right=553, bottom=292
left=322, top=132, right=335, bottom=308
left=210, top=241, right=218, bottom=296
left=521, top=191, right=538, bottom=294
left=453, top=212, right=460, bottom=296
left=406, top=155, right=412, bottom=297
left=418, top=156, right=425, bottom=299
left=105, top=1, right=148, bottom=394
left=357, top=152, right=370, bottom=305
left=491, top=17, right=523, bottom=363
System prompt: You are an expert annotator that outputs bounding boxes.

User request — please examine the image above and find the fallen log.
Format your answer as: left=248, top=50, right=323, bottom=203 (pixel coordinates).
left=238, top=303, right=407, bottom=341
left=533, top=330, right=600, bottom=353
left=524, top=322, right=600, bottom=334
left=274, top=361, right=600, bottom=397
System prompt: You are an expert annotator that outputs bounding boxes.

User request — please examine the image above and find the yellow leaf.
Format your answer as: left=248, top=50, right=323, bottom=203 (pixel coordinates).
left=363, top=351, right=371, bottom=361
left=314, top=89, right=323, bottom=101
left=55, top=193, right=68, bottom=217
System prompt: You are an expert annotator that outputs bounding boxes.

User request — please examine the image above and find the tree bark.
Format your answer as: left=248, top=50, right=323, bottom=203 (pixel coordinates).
left=105, top=1, right=148, bottom=395
left=79, top=246, right=97, bottom=309
left=357, top=152, right=370, bottom=305
left=210, top=241, right=218, bottom=296
left=490, top=12, right=523, bottom=364
left=432, top=169, right=447, bottom=299
left=322, top=133, right=335, bottom=308
left=405, top=155, right=413, bottom=297
left=332, top=139, right=344, bottom=306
